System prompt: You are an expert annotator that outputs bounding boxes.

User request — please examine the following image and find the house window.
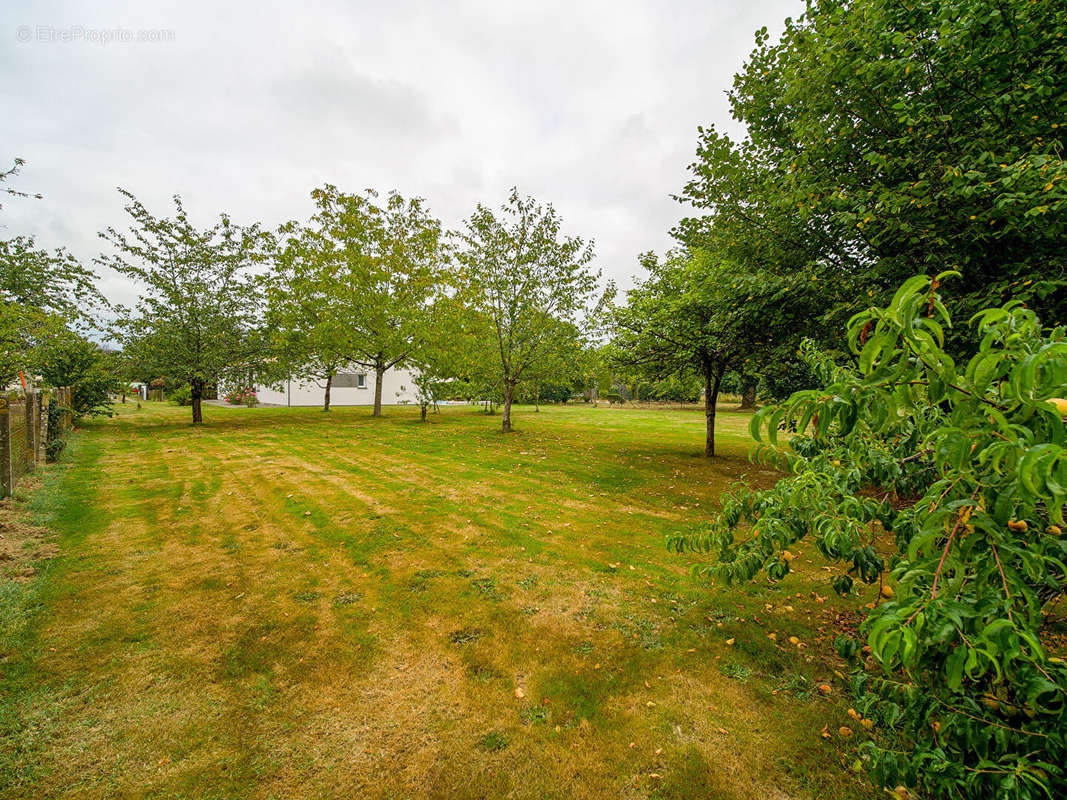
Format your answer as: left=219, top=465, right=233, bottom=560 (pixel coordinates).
left=332, top=372, right=368, bottom=389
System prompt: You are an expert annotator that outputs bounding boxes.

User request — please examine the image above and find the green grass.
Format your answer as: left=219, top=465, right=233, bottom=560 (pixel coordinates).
left=0, top=401, right=879, bottom=799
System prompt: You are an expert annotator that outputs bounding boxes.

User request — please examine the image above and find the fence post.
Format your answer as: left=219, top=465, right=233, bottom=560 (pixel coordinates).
left=0, top=396, right=11, bottom=497
left=25, top=390, right=36, bottom=472
left=37, top=391, right=49, bottom=464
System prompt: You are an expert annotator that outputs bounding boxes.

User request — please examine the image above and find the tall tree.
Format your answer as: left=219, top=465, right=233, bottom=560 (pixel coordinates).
left=265, top=220, right=354, bottom=411
left=0, top=161, right=105, bottom=388
left=612, top=250, right=820, bottom=456
left=457, top=189, right=599, bottom=433
left=677, top=0, right=1067, bottom=349
left=310, top=185, right=447, bottom=417
left=100, top=189, right=269, bottom=424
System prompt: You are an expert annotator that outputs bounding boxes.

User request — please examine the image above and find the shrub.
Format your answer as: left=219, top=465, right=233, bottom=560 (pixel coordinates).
left=44, top=401, right=67, bottom=461
left=224, top=387, right=257, bottom=407
left=670, top=275, right=1067, bottom=799
left=169, top=385, right=191, bottom=406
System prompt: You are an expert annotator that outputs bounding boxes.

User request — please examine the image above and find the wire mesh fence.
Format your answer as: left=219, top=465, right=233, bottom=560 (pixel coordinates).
left=0, top=387, right=70, bottom=497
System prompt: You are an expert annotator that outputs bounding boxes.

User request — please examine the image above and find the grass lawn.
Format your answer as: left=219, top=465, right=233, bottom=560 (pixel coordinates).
left=1, top=402, right=878, bottom=799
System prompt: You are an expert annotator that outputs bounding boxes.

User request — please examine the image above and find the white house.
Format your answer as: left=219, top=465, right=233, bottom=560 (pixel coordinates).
left=254, top=367, right=418, bottom=407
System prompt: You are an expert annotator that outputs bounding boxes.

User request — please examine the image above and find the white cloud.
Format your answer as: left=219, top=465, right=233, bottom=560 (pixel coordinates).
left=1, top=0, right=801, bottom=311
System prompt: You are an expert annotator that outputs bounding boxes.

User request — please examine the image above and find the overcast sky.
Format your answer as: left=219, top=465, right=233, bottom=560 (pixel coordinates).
left=2, top=0, right=800, bottom=310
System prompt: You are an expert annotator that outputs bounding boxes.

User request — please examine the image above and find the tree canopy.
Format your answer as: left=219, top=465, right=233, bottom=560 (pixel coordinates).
left=308, top=185, right=448, bottom=417
left=457, top=189, right=600, bottom=433
left=677, top=0, right=1067, bottom=354
left=612, top=250, right=824, bottom=455
left=101, top=189, right=269, bottom=423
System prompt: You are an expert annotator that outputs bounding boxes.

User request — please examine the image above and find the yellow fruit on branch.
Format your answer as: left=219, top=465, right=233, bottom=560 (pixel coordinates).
left=1049, top=397, right=1067, bottom=417
left=880, top=584, right=895, bottom=599
left=1008, top=519, right=1029, bottom=533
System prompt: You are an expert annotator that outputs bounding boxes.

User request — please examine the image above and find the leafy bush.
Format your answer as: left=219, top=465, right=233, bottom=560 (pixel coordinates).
left=670, top=275, right=1067, bottom=799
left=169, top=385, right=191, bottom=406
left=224, top=387, right=257, bottom=407
left=34, top=328, right=116, bottom=417
left=44, top=400, right=67, bottom=462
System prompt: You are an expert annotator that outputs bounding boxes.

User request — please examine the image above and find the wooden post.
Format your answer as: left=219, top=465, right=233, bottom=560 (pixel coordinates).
left=24, top=390, right=35, bottom=472
left=37, top=391, right=49, bottom=463
left=0, top=396, right=11, bottom=497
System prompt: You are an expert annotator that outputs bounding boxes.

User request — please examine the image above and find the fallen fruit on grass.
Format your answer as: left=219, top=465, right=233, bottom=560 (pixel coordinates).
left=1048, top=525, right=1062, bottom=536
left=861, top=718, right=874, bottom=729
left=514, top=687, right=525, bottom=699
left=880, top=584, right=895, bottom=599
left=788, top=636, right=800, bottom=645
left=781, top=550, right=795, bottom=562
left=847, top=708, right=859, bottom=720
left=839, top=726, right=853, bottom=737
left=817, top=684, right=832, bottom=695
left=725, top=638, right=735, bottom=646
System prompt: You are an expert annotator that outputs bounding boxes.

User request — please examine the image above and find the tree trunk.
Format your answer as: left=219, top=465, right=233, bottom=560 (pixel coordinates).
left=323, top=371, right=333, bottom=412
left=191, top=378, right=204, bottom=424
left=535, top=384, right=540, bottom=412
left=373, top=364, right=385, bottom=417
left=704, top=365, right=724, bottom=457
left=502, top=379, right=515, bottom=433
left=420, top=403, right=428, bottom=422
left=740, top=381, right=757, bottom=409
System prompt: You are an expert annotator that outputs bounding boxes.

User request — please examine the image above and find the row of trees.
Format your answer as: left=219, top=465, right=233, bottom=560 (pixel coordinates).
left=5, top=161, right=757, bottom=446
left=104, top=186, right=608, bottom=431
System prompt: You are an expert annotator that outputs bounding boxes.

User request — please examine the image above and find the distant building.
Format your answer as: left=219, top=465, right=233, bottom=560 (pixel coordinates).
left=253, top=366, right=418, bottom=407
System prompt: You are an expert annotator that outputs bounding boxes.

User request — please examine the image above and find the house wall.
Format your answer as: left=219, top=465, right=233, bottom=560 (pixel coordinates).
left=255, top=367, right=418, bottom=407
